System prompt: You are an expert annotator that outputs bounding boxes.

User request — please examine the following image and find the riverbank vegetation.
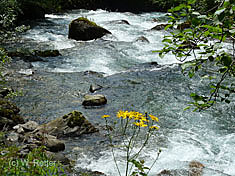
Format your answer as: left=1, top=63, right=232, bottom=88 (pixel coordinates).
left=158, top=0, right=235, bottom=110
left=102, top=111, right=160, bottom=176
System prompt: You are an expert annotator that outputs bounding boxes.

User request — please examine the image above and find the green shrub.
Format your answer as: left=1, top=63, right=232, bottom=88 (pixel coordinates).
left=0, top=145, right=66, bottom=176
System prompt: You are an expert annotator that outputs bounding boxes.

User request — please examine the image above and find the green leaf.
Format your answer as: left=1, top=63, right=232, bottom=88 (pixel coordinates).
left=190, top=93, right=197, bottom=97
left=221, top=55, right=232, bottom=67
left=198, top=15, right=207, bottom=19
left=192, top=12, right=200, bottom=16
left=184, top=106, right=191, bottom=111
left=184, top=28, right=193, bottom=33
left=164, top=24, right=173, bottom=31
left=215, top=8, right=226, bottom=15
left=181, top=62, right=195, bottom=70
left=229, top=29, right=235, bottom=34
left=188, top=71, right=195, bottom=78
left=219, top=67, right=227, bottom=73
left=162, top=39, right=172, bottom=43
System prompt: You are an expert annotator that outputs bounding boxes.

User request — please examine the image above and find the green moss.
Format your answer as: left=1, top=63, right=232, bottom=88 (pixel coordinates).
left=75, top=17, right=98, bottom=27
left=34, top=49, right=61, bottom=57
left=0, top=99, right=24, bottom=127
left=0, top=131, right=5, bottom=143
left=67, top=111, right=86, bottom=128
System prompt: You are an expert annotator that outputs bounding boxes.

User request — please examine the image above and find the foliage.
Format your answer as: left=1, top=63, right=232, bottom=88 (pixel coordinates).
left=157, top=0, right=235, bottom=111
left=0, top=48, right=10, bottom=86
left=102, top=110, right=161, bottom=176
left=0, top=144, right=65, bottom=176
left=0, top=0, right=21, bottom=30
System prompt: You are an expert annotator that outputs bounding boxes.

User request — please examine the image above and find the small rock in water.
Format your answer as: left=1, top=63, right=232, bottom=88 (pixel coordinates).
left=82, top=94, right=107, bottom=106
left=150, top=24, right=168, bottom=31
left=18, top=69, right=34, bottom=76
left=189, top=161, right=204, bottom=176
left=108, top=19, right=130, bottom=25
left=135, top=36, right=150, bottom=43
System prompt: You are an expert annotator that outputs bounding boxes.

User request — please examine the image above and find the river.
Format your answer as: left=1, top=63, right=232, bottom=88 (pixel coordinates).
left=6, top=9, right=235, bottom=176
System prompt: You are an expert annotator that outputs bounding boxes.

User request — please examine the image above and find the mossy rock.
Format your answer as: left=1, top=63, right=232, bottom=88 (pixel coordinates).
left=65, top=111, right=86, bottom=128
left=34, top=50, right=61, bottom=57
left=37, top=111, right=98, bottom=138
left=0, top=98, right=24, bottom=130
left=68, top=17, right=111, bottom=41
left=7, top=48, right=43, bottom=62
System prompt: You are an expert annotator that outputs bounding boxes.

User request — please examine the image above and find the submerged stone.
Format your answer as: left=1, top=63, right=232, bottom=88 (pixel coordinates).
left=34, top=50, right=61, bottom=57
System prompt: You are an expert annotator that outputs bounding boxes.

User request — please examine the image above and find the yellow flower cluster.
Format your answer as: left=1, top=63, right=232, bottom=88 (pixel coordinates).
left=102, top=110, right=159, bottom=129
left=102, top=115, right=110, bottom=118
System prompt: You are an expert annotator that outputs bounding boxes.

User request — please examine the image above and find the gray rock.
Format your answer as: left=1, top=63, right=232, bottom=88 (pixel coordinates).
left=35, top=111, right=98, bottom=138
left=43, top=135, right=65, bottom=152
left=82, top=94, right=107, bottom=106
left=17, top=126, right=25, bottom=134
left=45, top=151, right=70, bottom=165
left=21, top=121, right=39, bottom=132
left=135, top=36, right=150, bottom=43
left=109, top=20, right=130, bottom=25
left=151, top=24, right=168, bottom=31
left=6, top=132, right=20, bottom=142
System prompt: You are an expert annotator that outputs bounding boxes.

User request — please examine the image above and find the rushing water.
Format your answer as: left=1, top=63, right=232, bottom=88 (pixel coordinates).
left=22, top=9, right=189, bottom=75
left=7, top=9, right=235, bottom=176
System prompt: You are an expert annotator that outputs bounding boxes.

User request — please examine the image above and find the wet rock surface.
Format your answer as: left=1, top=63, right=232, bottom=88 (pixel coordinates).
left=151, top=23, right=168, bottom=31
left=36, top=110, right=98, bottom=137
left=68, top=17, right=111, bottom=41
left=82, top=94, right=107, bottom=106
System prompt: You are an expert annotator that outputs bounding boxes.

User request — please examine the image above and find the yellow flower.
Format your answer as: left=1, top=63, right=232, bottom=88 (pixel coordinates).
left=117, top=110, right=124, bottom=118
left=150, top=125, right=159, bottom=130
left=128, top=111, right=136, bottom=119
left=149, top=114, right=159, bottom=122
left=102, top=115, right=110, bottom=118
left=122, top=111, right=129, bottom=119
left=134, top=120, right=147, bottom=127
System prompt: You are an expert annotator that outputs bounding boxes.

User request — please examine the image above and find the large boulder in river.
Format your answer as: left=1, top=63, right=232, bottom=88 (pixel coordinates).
left=0, top=98, right=24, bottom=130
left=68, top=17, right=111, bottom=41
left=36, top=111, right=98, bottom=138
